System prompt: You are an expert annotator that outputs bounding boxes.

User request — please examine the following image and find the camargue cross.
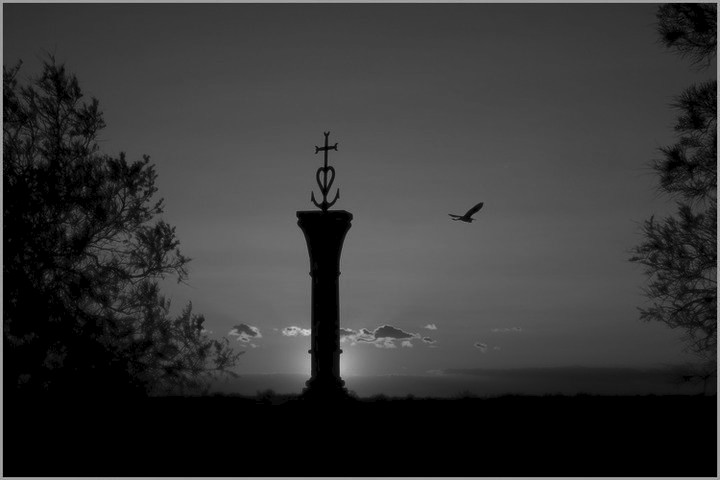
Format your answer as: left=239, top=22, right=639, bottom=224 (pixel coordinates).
left=311, top=131, right=340, bottom=212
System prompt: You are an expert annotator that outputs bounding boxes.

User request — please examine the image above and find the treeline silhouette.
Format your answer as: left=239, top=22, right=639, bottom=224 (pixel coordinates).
left=3, top=58, right=242, bottom=399
left=4, top=393, right=716, bottom=477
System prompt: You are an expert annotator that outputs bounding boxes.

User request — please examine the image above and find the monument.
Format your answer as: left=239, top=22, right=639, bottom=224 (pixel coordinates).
left=297, top=132, right=352, bottom=400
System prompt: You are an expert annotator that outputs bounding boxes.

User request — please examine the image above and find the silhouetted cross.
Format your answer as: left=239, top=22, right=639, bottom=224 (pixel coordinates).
left=311, top=131, right=340, bottom=211
left=315, top=131, right=338, bottom=168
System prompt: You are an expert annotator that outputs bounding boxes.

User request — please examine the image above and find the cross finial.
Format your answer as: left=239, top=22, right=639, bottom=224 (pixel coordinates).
left=311, top=131, right=340, bottom=211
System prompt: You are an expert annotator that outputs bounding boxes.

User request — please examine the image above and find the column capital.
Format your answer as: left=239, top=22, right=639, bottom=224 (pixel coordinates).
left=297, top=209, right=353, bottom=224
left=297, top=210, right=352, bottom=275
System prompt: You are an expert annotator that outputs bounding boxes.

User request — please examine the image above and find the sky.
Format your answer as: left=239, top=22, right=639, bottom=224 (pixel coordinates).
left=4, top=3, right=716, bottom=396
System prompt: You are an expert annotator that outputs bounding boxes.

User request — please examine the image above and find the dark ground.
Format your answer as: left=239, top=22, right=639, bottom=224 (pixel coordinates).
left=4, top=393, right=717, bottom=477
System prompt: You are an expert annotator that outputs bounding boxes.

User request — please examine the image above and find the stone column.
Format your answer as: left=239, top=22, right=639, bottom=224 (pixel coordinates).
left=297, top=210, right=352, bottom=399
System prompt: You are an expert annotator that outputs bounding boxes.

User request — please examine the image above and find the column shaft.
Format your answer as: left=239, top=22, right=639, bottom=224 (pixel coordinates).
left=297, top=210, right=352, bottom=397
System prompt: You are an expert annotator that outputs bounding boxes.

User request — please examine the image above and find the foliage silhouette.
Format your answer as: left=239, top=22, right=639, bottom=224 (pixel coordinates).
left=630, top=5, right=717, bottom=373
left=657, top=3, right=717, bottom=68
left=3, top=58, right=242, bottom=397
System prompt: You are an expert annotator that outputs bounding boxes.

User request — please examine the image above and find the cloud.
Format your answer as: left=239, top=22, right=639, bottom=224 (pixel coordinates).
left=341, top=328, right=375, bottom=344
left=340, top=324, right=444, bottom=348
left=491, top=327, right=523, bottom=333
left=281, top=326, right=311, bottom=337
left=372, top=325, right=419, bottom=348
left=340, top=328, right=356, bottom=338
left=229, top=324, right=262, bottom=346
left=423, top=324, right=437, bottom=330
left=359, top=328, right=375, bottom=339
left=228, top=323, right=262, bottom=348
left=374, top=325, right=416, bottom=340
left=474, top=342, right=488, bottom=353
left=340, top=324, right=436, bottom=349
left=230, top=324, right=261, bottom=338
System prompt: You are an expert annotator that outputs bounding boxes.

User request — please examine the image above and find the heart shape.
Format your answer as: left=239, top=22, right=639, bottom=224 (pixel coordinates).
left=315, top=166, right=335, bottom=195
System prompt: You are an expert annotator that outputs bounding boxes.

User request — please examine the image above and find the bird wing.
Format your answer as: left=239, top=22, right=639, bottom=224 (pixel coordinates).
left=448, top=214, right=462, bottom=218
left=464, top=202, right=484, bottom=217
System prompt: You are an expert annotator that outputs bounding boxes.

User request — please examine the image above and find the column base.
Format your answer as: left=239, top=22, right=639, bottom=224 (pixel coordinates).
left=301, top=377, right=355, bottom=402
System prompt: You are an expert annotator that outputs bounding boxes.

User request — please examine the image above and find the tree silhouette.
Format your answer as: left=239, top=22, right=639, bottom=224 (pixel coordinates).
left=657, top=3, right=717, bottom=68
left=630, top=5, right=716, bottom=369
left=3, top=59, right=243, bottom=397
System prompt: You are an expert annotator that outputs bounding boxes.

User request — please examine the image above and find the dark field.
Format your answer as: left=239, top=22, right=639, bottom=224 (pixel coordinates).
left=5, top=394, right=717, bottom=477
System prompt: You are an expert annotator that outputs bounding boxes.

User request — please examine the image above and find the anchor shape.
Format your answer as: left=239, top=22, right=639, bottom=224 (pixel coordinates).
left=311, top=131, right=340, bottom=212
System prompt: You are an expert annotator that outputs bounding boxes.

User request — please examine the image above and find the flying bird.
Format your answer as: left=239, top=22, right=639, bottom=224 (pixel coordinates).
left=449, top=202, right=484, bottom=223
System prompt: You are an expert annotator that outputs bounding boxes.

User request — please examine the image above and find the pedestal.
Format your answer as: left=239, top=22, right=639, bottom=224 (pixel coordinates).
left=297, top=210, right=352, bottom=400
